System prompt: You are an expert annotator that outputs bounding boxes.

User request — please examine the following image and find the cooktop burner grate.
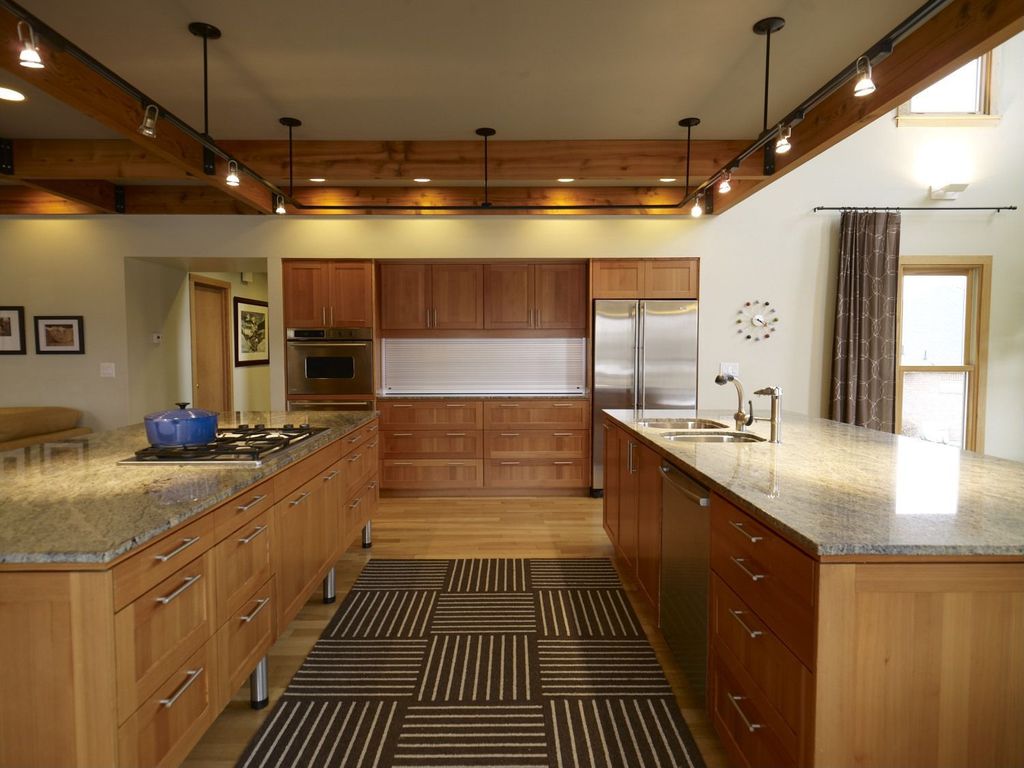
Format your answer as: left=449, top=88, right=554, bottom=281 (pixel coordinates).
left=119, top=424, right=329, bottom=466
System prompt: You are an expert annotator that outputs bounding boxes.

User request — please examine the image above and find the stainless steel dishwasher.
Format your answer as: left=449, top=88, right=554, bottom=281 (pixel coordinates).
left=660, top=461, right=711, bottom=702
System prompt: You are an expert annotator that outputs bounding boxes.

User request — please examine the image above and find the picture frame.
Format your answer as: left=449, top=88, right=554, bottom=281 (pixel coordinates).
left=0, top=306, right=26, bottom=355
left=34, top=315, right=85, bottom=355
left=234, top=297, right=269, bottom=367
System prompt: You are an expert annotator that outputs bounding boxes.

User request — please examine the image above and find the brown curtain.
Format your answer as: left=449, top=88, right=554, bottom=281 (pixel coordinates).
left=830, top=210, right=901, bottom=432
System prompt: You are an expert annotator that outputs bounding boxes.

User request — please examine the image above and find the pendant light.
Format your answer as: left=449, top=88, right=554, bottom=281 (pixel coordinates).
left=279, top=117, right=302, bottom=197
left=691, top=194, right=704, bottom=218
left=718, top=171, right=732, bottom=194
left=853, top=56, right=876, bottom=96
left=775, top=125, right=792, bottom=154
left=17, top=21, right=43, bottom=69
left=225, top=160, right=240, bottom=186
left=275, top=195, right=286, bottom=214
left=677, top=117, right=702, bottom=217
left=476, top=127, right=496, bottom=208
left=137, top=104, right=159, bottom=138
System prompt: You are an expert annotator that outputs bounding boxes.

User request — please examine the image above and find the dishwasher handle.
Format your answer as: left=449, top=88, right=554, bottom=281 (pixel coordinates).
left=661, top=463, right=711, bottom=507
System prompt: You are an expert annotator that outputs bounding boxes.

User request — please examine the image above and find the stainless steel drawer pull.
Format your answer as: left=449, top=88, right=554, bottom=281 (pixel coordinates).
left=155, top=574, right=202, bottom=605
left=447, top=462, right=465, bottom=466
left=323, top=470, right=339, bottom=481
left=368, top=441, right=378, bottom=448
left=500, top=461, right=521, bottom=466
left=553, top=432, right=574, bottom=437
left=500, top=433, right=521, bottom=437
left=240, top=597, right=270, bottom=623
left=445, top=432, right=466, bottom=437
left=349, top=435, right=361, bottom=443
left=553, top=461, right=574, bottom=465
left=289, top=491, right=311, bottom=506
left=727, top=693, right=763, bottom=733
left=160, top=667, right=204, bottom=709
left=392, top=462, right=413, bottom=466
left=392, top=404, right=413, bottom=408
left=350, top=498, right=362, bottom=509
left=153, top=536, right=200, bottom=562
left=392, top=433, right=413, bottom=437
left=499, top=404, right=520, bottom=408
left=729, top=520, right=764, bottom=543
left=551, top=403, right=575, bottom=408
left=444, top=404, right=466, bottom=408
left=731, top=556, right=766, bottom=582
left=728, top=609, right=764, bottom=638
left=349, top=453, right=362, bottom=462
left=369, top=425, right=379, bottom=432
left=237, top=525, right=268, bottom=545
left=236, top=494, right=267, bottom=512
left=368, top=481, right=377, bottom=489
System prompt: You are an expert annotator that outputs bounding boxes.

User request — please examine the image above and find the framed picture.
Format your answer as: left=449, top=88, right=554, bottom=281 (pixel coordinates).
left=234, top=297, right=269, bottom=366
left=35, top=315, right=85, bottom=354
left=0, top=306, right=26, bottom=355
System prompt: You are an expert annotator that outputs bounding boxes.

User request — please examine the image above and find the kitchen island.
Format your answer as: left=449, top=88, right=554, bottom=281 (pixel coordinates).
left=0, top=410, right=379, bottom=768
left=603, top=409, right=1024, bottom=768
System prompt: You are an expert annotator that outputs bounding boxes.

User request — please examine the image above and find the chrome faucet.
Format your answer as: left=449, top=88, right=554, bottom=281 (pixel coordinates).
left=753, top=386, right=783, bottom=443
left=715, top=374, right=753, bottom=432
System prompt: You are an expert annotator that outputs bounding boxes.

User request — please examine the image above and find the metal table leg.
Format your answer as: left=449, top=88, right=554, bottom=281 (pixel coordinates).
left=362, top=520, right=373, bottom=549
left=250, top=656, right=268, bottom=710
left=323, top=566, right=336, bottom=603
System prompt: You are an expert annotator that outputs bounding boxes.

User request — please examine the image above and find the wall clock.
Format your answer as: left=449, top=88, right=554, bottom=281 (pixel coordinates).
left=736, top=299, right=779, bottom=341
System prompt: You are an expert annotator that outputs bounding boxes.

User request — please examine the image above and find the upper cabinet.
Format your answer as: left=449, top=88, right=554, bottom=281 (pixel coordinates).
left=591, top=258, right=699, bottom=299
left=431, top=264, right=484, bottom=329
left=484, top=262, right=586, bottom=331
left=379, top=263, right=484, bottom=330
left=379, top=264, right=431, bottom=329
left=283, top=259, right=373, bottom=328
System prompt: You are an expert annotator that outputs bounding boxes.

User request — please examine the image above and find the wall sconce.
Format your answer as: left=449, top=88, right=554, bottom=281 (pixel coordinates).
left=929, top=183, right=969, bottom=200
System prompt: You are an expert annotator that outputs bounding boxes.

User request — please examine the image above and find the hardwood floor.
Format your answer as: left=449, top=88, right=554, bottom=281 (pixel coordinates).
left=182, top=496, right=731, bottom=768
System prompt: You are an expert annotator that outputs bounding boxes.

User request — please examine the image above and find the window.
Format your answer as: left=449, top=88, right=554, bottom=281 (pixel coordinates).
left=896, top=53, right=998, bottom=126
left=896, top=257, right=991, bottom=451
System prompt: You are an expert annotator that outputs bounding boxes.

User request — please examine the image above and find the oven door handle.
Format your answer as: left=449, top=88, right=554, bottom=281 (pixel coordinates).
left=287, top=342, right=370, bottom=350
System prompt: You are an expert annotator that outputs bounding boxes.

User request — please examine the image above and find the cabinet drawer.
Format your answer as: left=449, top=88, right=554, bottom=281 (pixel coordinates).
left=379, top=400, right=483, bottom=429
left=273, top=443, right=339, bottom=499
left=214, top=510, right=273, bottom=626
left=115, top=552, right=214, bottom=722
left=344, top=444, right=376, bottom=496
left=339, top=420, right=377, bottom=456
left=113, top=513, right=215, bottom=610
left=117, top=641, right=216, bottom=768
left=382, top=429, right=483, bottom=459
left=711, top=574, right=812, bottom=738
left=711, top=498, right=817, bottom=668
left=710, top=648, right=798, bottom=768
left=483, top=400, right=589, bottom=429
left=215, top=578, right=274, bottom=704
left=484, top=429, right=588, bottom=459
left=381, top=459, right=483, bottom=489
left=213, top=479, right=274, bottom=540
left=484, top=459, right=589, bottom=488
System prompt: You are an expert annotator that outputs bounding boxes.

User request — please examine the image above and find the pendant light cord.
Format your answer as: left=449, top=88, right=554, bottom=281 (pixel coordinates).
left=762, top=30, right=771, bottom=133
left=288, top=125, right=294, bottom=197
left=684, top=125, right=692, bottom=198
left=202, top=34, right=209, bottom=135
left=483, top=133, right=490, bottom=207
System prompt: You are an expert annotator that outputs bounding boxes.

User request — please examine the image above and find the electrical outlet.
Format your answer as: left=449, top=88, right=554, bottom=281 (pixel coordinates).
left=720, top=362, right=740, bottom=378
left=100, top=363, right=116, bottom=378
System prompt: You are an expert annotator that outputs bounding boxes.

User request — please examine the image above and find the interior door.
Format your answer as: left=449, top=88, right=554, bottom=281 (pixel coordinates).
left=282, top=261, right=327, bottom=328
left=190, top=276, right=232, bottom=413
left=379, top=263, right=430, bottom=330
left=327, top=261, right=372, bottom=328
left=484, top=264, right=534, bottom=329
left=535, top=263, right=586, bottom=329
left=432, top=264, right=484, bottom=329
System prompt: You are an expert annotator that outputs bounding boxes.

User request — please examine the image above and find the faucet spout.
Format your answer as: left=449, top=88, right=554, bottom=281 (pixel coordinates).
left=715, top=374, right=751, bottom=432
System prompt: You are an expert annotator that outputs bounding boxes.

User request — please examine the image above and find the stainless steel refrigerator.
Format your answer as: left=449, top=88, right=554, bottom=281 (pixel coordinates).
left=592, top=300, right=698, bottom=490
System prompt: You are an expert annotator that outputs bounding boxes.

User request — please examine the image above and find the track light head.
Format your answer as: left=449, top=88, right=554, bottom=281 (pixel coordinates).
left=718, top=172, right=732, bottom=194
left=854, top=56, right=876, bottom=97
left=775, top=125, right=792, bottom=154
left=17, top=21, right=44, bottom=69
left=226, top=160, right=240, bottom=187
left=691, top=194, right=704, bottom=218
left=275, top=195, right=286, bottom=215
left=137, top=104, right=159, bottom=138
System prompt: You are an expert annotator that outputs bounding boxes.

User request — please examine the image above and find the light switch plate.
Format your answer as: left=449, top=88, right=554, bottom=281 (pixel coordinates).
left=720, top=362, right=740, bottom=377
left=100, top=362, right=116, bottom=378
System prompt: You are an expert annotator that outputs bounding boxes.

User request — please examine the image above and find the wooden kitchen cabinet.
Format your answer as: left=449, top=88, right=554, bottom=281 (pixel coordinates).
left=591, top=258, right=699, bottom=299
left=484, top=263, right=534, bottom=329
left=379, top=263, right=484, bottom=330
left=635, top=442, right=663, bottom=610
left=603, top=423, right=621, bottom=545
left=617, top=430, right=639, bottom=567
left=283, top=259, right=373, bottom=329
left=379, top=263, right=431, bottom=330
left=484, top=262, right=586, bottom=331
left=483, top=400, right=589, bottom=430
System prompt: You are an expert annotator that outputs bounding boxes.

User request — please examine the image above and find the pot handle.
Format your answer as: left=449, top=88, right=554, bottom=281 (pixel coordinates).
left=176, top=402, right=190, bottom=409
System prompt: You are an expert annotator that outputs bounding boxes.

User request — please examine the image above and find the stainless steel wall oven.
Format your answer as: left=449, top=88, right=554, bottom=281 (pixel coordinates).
left=286, top=328, right=373, bottom=397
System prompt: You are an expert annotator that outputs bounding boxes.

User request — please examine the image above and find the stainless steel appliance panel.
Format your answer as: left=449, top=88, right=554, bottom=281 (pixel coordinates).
left=592, top=300, right=638, bottom=489
left=286, top=400, right=374, bottom=412
left=660, top=461, right=710, bottom=702
left=286, top=340, right=374, bottom=396
left=640, top=300, right=698, bottom=411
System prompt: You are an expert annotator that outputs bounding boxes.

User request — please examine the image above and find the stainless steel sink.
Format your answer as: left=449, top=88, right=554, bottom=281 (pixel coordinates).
left=636, top=418, right=729, bottom=430
left=660, top=431, right=765, bottom=443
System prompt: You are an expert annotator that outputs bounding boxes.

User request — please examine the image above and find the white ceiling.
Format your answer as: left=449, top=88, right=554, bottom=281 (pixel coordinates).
left=1, top=0, right=926, bottom=141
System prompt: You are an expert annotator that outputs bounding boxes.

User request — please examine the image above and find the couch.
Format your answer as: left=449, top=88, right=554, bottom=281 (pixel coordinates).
left=0, top=407, right=91, bottom=452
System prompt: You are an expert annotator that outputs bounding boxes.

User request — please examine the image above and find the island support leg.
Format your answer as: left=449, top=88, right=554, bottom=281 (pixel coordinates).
left=250, top=656, right=269, bottom=710
left=362, top=520, right=373, bottom=549
left=323, top=567, right=336, bottom=603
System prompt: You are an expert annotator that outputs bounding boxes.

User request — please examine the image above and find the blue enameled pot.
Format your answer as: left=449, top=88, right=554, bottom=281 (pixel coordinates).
left=144, top=402, right=218, bottom=447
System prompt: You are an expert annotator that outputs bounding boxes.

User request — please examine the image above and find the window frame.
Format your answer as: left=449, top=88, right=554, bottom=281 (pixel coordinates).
left=896, top=51, right=999, bottom=127
left=895, top=256, right=992, bottom=452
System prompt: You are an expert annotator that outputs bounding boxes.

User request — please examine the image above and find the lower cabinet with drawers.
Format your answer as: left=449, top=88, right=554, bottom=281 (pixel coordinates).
left=0, top=417, right=379, bottom=768
left=379, top=398, right=591, bottom=494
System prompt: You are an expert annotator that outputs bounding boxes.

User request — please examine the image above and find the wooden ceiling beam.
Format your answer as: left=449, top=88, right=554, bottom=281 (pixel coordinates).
left=15, top=179, right=119, bottom=213
left=10, top=140, right=187, bottom=180
left=123, top=186, right=261, bottom=215
left=0, top=9, right=272, bottom=213
left=0, top=185, right=95, bottom=214
left=715, top=0, right=1024, bottom=214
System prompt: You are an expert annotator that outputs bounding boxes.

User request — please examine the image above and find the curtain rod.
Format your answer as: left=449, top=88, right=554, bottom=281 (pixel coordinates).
left=813, top=206, right=1017, bottom=212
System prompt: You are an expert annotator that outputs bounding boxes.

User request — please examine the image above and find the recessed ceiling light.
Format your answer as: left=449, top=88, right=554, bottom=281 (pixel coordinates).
left=0, top=86, right=25, bottom=102
left=659, top=177, right=677, bottom=183
left=557, top=178, right=575, bottom=183
left=308, top=177, right=326, bottom=183
left=413, top=178, right=431, bottom=183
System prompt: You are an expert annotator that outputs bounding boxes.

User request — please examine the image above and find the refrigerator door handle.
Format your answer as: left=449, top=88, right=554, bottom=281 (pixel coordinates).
left=638, top=300, right=646, bottom=413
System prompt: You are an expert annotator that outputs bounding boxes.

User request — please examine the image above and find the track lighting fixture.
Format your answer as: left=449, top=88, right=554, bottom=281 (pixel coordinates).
left=775, top=125, right=792, bottom=154
left=660, top=177, right=677, bottom=183
left=0, top=86, right=26, bottom=102
left=275, top=196, right=286, bottom=214
left=17, top=21, right=43, bottom=69
left=413, top=178, right=431, bottom=183
left=690, top=194, right=704, bottom=218
left=853, top=56, right=876, bottom=97
left=718, top=172, right=732, bottom=194
left=557, top=178, right=575, bottom=183
left=137, top=104, right=159, bottom=138
left=225, top=160, right=240, bottom=187
left=309, top=178, right=326, bottom=183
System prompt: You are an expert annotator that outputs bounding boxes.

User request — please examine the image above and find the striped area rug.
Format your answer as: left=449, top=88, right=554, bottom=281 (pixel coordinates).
left=237, top=559, right=705, bottom=768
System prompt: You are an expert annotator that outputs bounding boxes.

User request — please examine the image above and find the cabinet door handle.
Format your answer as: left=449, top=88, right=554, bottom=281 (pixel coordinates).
left=727, top=693, right=763, bottom=733
left=500, top=461, right=521, bottom=466
left=322, top=307, right=326, bottom=326
left=729, top=520, right=764, bottom=543
left=368, top=481, right=377, bottom=489
left=499, top=404, right=520, bottom=408
left=349, top=453, right=362, bottom=462
left=349, top=435, right=361, bottom=443
left=553, top=432, right=574, bottom=436
left=323, top=470, right=339, bottom=482
left=447, top=462, right=465, bottom=466
left=444, top=404, right=466, bottom=408
left=155, top=574, right=202, bottom=605
left=500, top=433, right=521, bottom=437
left=433, top=308, right=438, bottom=327
left=369, top=425, right=379, bottom=432
left=553, top=461, right=574, bottom=465
left=392, top=432, right=413, bottom=437
left=392, top=404, right=413, bottom=408
left=551, top=403, right=575, bottom=408
left=236, top=494, right=267, bottom=512
left=368, top=441, right=378, bottom=448
left=445, top=432, right=466, bottom=437
left=350, top=498, right=362, bottom=509
left=728, top=609, right=764, bottom=638
left=240, top=597, right=270, bottom=623
left=289, top=491, right=311, bottom=507
left=237, top=524, right=268, bottom=545
left=160, top=667, right=204, bottom=709
left=329, top=306, right=334, bottom=326
left=153, top=536, right=200, bottom=563
left=731, top=556, right=766, bottom=582
left=392, top=462, right=413, bottom=466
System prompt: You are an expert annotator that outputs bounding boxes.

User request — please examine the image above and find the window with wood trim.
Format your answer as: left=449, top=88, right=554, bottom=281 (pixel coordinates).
left=896, top=53, right=998, bottom=126
left=896, top=257, right=991, bottom=452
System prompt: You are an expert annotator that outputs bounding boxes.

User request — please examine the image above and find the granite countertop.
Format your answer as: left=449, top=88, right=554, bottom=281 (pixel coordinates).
left=377, top=393, right=590, bottom=400
left=605, top=409, right=1024, bottom=558
left=0, top=411, right=375, bottom=566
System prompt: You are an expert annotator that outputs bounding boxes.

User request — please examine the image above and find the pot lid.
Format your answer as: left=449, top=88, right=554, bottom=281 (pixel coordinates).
left=144, top=402, right=218, bottom=421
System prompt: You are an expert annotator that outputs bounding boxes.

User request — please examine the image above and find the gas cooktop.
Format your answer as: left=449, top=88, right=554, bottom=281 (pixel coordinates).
left=118, top=424, right=328, bottom=467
